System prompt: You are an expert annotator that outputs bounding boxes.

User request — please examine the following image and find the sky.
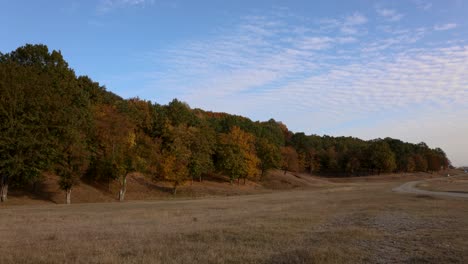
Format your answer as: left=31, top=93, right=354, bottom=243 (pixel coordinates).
left=1, top=0, right=467, bottom=166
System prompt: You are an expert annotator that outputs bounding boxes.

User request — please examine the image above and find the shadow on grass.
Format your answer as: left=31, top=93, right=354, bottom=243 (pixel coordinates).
left=8, top=182, right=58, bottom=204
left=131, top=175, right=174, bottom=194
left=446, top=190, right=468, bottom=194
left=198, top=173, right=230, bottom=183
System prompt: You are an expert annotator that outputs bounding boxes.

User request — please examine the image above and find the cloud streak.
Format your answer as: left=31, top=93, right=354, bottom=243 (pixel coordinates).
left=434, top=23, right=457, bottom=31
left=98, top=0, right=154, bottom=13
left=377, top=8, right=404, bottom=22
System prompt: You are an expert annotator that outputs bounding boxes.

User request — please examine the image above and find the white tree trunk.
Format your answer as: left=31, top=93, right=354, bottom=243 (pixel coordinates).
left=119, top=176, right=126, bottom=202
left=119, top=188, right=125, bottom=201
left=66, top=189, right=71, bottom=205
left=1, top=183, right=8, bottom=202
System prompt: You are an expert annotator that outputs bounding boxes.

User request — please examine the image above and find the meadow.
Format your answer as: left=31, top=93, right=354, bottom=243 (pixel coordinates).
left=1, top=172, right=467, bottom=264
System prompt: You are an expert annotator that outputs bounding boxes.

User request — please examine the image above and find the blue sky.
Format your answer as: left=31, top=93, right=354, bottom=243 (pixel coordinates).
left=1, top=0, right=467, bottom=166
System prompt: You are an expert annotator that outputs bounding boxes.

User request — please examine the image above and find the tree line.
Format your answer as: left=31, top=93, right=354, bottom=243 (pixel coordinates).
left=0, top=44, right=450, bottom=203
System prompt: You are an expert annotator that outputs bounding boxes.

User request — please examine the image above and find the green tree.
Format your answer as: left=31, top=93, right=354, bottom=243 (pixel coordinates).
left=0, top=63, right=49, bottom=201
left=368, top=141, right=397, bottom=174
left=0, top=44, right=91, bottom=202
left=165, top=99, right=198, bottom=127
left=188, top=125, right=215, bottom=182
left=56, top=140, right=89, bottom=204
left=256, top=138, right=281, bottom=178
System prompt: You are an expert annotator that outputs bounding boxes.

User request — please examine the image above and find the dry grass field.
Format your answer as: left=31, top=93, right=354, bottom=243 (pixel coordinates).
left=1, top=171, right=467, bottom=264
left=417, top=175, right=468, bottom=194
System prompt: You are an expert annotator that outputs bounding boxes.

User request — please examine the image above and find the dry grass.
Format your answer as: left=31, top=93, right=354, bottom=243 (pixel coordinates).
left=417, top=175, right=468, bottom=193
left=1, top=174, right=468, bottom=263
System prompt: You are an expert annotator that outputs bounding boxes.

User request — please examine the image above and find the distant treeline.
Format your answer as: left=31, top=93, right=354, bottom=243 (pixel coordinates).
left=0, top=44, right=450, bottom=203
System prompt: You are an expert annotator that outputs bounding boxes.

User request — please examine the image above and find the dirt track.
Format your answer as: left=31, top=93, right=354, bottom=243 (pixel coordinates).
left=393, top=174, right=468, bottom=198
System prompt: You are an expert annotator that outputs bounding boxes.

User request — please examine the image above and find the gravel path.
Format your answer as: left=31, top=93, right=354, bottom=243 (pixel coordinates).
left=393, top=175, right=468, bottom=198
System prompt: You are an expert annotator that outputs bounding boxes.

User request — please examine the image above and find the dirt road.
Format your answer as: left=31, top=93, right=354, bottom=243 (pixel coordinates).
left=393, top=175, right=468, bottom=198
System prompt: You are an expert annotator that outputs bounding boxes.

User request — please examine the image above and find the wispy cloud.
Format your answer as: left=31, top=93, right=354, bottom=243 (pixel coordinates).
left=413, top=0, right=433, bottom=11
left=362, top=27, right=427, bottom=52
left=377, top=8, right=404, bottom=22
left=345, top=12, right=368, bottom=25
left=317, top=12, right=368, bottom=35
left=434, top=23, right=458, bottom=31
left=98, top=0, right=154, bottom=13
left=296, top=37, right=333, bottom=50
left=341, top=12, right=368, bottom=34
left=143, top=13, right=467, bottom=119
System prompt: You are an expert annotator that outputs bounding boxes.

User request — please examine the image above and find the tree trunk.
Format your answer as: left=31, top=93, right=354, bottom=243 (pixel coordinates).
left=199, top=175, right=202, bottom=182
left=66, top=188, right=71, bottom=205
left=283, top=169, right=287, bottom=175
left=243, top=177, right=246, bottom=185
left=1, top=182, right=8, bottom=202
left=119, top=175, right=127, bottom=202
left=237, top=178, right=240, bottom=185
left=173, top=183, right=178, bottom=195
left=32, top=180, right=40, bottom=194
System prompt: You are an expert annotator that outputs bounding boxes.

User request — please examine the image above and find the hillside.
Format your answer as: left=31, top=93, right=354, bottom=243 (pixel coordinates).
left=0, top=44, right=451, bottom=204
left=0, top=170, right=318, bottom=206
left=2, top=169, right=461, bottom=206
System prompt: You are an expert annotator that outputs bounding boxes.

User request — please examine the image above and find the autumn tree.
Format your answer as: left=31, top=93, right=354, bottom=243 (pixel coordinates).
left=413, top=154, right=428, bottom=172
left=405, top=156, right=416, bottom=172
left=92, top=105, right=137, bottom=201
left=307, top=148, right=321, bottom=174
left=217, top=126, right=260, bottom=184
left=159, top=124, right=192, bottom=194
left=281, top=146, right=299, bottom=174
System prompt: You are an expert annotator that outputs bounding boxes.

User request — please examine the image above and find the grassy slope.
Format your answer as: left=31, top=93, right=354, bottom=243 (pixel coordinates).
left=1, top=169, right=459, bottom=206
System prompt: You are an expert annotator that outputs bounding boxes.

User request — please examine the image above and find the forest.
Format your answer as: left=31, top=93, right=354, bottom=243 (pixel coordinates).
left=0, top=44, right=450, bottom=203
